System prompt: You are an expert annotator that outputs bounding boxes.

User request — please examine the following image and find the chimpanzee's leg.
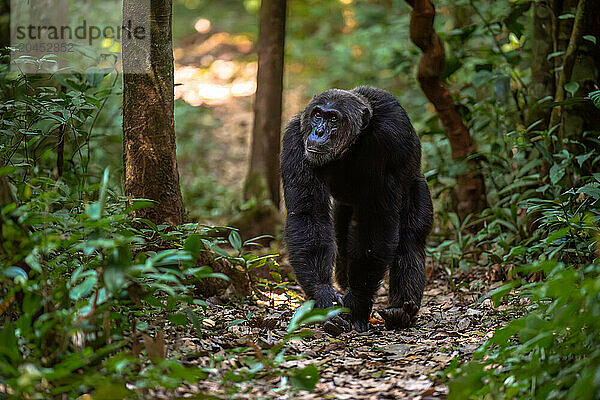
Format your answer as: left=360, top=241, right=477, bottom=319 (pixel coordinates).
left=342, top=208, right=400, bottom=332
left=380, top=177, right=433, bottom=329
left=333, top=201, right=353, bottom=292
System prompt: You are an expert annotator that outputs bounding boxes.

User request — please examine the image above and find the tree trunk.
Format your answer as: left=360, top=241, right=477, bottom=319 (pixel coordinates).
left=0, top=0, right=9, bottom=49
left=244, top=0, right=286, bottom=210
left=122, top=0, right=184, bottom=225
left=548, top=0, right=585, bottom=141
left=540, top=0, right=600, bottom=179
left=405, top=0, right=486, bottom=220
left=528, top=0, right=555, bottom=126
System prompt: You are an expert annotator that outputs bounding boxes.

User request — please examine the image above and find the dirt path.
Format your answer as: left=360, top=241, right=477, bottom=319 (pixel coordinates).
left=158, top=270, right=507, bottom=399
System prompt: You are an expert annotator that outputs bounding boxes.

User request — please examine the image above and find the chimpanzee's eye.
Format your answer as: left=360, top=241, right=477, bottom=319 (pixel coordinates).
left=313, top=111, right=322, bottom=121
left=331, top=116, right=337, bottom=123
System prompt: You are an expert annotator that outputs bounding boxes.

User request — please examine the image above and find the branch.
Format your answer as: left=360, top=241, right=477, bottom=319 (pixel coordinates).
left=405, top=0, right=487, bottom=219
left=405, top=0, right=474, bottom=159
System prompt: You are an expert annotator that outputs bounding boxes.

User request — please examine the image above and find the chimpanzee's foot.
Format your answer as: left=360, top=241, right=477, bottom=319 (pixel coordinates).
left=322, top=313, right=369, bottom=335
left=379, top=301, right=419, bottom=330
left=323, top=313, right=352, bottom=336
left=352, top=318, right=369, bottom=333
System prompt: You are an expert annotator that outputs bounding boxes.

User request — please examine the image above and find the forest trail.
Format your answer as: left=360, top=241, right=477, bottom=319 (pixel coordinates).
left=169, top=26, right=508, bottom=399
left=157, top=270, right=510, bottom=399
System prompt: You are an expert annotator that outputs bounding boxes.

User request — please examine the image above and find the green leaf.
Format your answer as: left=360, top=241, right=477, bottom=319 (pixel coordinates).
left=289, top=364, right=320, bottom=392
left=228, top=230, right=243, bottom=252
left=104, top=266, right=126, bottom=294
left=22, top=293, right=41, bottom=316
left=558, top=13, right=574, bottom=19
left=546, top=227, right=570, bottom=244
left=447, top=362, right=486, bottom=400
left=226, top=319, right=247, bottom=328
left=578, top=184, right=600, bottom=199
left=287, top=301, right=345, bottom=333
left=87, top=167, right=110, bottom=220
left=549, top=164, right=565, bottom=184
left=448, top=212, right=460, bottom=230
left=2, top=266, right=28, bottom=281
left=166, top=361, right=208, bottom=382
left=0, top=323, right=21, bottom=364
left=243, top=234, right=273, bottom=247
left=546, top=51, right=565, bottom=60
left=583, top=35, right=596, bottom=45
left=86, top=203, right=102, bottom=220
left=167, top=312, right=188, bottom=326
left=472, top=70, right=492, bottom=88
left=564, top=82, right=579, bottom=97
left=184, top=234, right=204, bottom=259
left=0, top=166, right=17, bottom=177
left=93, top=384, right=134, bottom=400
left=124, top=199, right=156, bottom=214
left=70, top=276, right=97, bottom=300
left=479, top=280, right=522, bottom=307
left=183, top=308, right=203, bottom=337
left=204, top=241, right=231, bottom=259
left=589, top=91, right=600, bottom=109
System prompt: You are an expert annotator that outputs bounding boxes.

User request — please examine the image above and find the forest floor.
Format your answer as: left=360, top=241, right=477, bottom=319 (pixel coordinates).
left=167, top=25, right=510, bottom=399
left=154, top=268, right=511, bottom=399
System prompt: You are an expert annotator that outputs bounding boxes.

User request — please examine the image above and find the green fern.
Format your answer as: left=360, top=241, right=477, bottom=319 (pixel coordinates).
left=589, top=90, right=600, bottom=109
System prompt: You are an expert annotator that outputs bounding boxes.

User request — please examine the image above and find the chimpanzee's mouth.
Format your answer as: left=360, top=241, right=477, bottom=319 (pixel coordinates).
left=306, top=147, right=327, bottom=155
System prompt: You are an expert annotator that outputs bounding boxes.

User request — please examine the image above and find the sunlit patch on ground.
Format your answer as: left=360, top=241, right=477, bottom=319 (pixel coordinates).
left=173, top=24, right=305, bottom=194
left=175, top=60, right=257, bottom=106
left=174, top=26, right=257, bottom=107
left=256, top=290, right=303, bottom=309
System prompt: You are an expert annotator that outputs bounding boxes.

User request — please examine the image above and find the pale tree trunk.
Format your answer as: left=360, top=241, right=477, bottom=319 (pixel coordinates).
left=405, top=0, right=487, bottom=221
left=245, top=0, right=286, bottom=210
left=122, top=0, right=184, bottom=225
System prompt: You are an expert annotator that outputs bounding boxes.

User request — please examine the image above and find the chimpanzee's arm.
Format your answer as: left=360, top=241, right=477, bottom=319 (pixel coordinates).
left=281, top=116, right=341, bottom=308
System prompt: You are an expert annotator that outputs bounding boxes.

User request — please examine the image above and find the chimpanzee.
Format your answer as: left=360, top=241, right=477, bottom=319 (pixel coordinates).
left=281, top=86, right=433, bottom=333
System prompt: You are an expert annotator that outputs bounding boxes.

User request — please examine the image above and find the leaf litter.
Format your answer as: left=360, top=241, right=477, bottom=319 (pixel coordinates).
left=146, top=267, right=511, bottom=399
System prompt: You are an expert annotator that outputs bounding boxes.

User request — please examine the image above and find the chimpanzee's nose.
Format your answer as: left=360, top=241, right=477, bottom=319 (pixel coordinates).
left=307, top=129, right=328, bottom=148
left=315, top=125, right=325, bottom=137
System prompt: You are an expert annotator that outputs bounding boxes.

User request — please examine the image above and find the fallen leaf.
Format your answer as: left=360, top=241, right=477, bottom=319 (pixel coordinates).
left=142, top=330, right=167, bottom=359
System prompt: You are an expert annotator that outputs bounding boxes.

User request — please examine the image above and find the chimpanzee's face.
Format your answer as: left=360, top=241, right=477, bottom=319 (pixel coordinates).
left=301, top=90, right=371, bottom=166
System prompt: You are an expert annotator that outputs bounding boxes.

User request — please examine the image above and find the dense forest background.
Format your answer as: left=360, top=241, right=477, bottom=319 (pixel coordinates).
left=1, top=0, right=599, bottom=398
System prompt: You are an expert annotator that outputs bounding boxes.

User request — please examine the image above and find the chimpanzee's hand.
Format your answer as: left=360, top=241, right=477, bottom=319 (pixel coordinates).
left=313, top=284, right=343, bottom=309
left=312, top=285, right=351, bottom=336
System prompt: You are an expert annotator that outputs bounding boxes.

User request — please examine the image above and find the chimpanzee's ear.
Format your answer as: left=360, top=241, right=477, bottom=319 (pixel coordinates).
left=361, top=106, right=372, bottom=130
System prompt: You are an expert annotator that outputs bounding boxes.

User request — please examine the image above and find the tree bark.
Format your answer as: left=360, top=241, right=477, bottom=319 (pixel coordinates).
left=244, top=0, right=286, bottom=210
left=122, top=0, right=184, bottom=225
left=528, top=0, right=555, bottom=126
left=0, top=0, right=9, bottom=49
left=405, top=0, right=486, bottom=220
left=540, top=0, right=600, bottom=180
left=548, top=0, right=585, bottom=140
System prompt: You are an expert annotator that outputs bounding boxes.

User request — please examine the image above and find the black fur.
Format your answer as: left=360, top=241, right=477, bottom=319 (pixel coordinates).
left=281, top=87, right=433, bottom=332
